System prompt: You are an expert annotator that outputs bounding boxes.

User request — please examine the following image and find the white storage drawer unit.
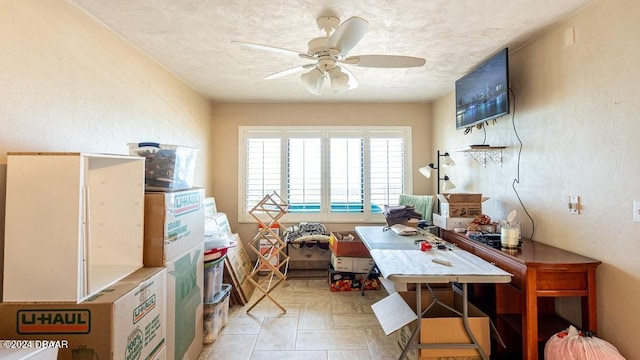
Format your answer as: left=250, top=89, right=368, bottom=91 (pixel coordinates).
left=3, top=152, right=146, bottom=302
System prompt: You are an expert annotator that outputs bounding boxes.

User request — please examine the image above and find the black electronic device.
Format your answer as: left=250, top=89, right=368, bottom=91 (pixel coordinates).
left=455, top=48, right=510, bottom=130
left=469, top=233, right=522, bottom=250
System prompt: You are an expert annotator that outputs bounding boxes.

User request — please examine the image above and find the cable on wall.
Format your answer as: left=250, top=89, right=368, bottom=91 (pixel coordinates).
left=509, top=88, right=535, bottom=241
left=480, top=123, right=487, bottom=145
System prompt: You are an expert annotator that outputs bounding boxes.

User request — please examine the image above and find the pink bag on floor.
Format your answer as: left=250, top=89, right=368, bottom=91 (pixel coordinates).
left=545, top=326, right=626, bottom=360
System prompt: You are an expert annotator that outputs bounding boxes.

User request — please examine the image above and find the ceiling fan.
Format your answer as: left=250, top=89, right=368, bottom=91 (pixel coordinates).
left=232, top=15, right=426, bottom=95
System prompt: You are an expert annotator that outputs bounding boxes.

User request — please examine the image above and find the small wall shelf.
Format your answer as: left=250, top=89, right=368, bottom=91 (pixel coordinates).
left=455, top=145, right=506, bottom=166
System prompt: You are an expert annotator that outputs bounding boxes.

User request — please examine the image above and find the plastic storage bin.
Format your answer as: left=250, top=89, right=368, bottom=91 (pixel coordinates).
left=203, top=284, right=232, bottom=344
left=128, top=142, right=198, bottom=191
left=204, top=256, right=225, bottom=303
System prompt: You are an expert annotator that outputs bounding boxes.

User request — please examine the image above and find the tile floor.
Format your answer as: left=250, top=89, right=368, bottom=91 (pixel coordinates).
left=198, top=269, right=401, bottom=360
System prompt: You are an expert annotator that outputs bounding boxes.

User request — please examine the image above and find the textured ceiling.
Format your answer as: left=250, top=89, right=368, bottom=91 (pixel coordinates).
left=69, top=0, right=594, bottom=103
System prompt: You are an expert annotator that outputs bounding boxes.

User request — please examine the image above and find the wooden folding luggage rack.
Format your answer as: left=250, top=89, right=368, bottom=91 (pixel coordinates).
left=245, top=192, right=290, bottom=313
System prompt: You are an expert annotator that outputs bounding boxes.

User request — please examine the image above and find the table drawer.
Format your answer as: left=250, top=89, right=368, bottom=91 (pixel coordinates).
left=536, top=269, right=588, bottom=293
left=473, top=245, right=524, bottom=289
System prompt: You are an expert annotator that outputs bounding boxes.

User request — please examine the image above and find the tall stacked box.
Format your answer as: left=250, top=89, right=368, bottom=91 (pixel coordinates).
left=143, top=188, right=205, bottom=267
left=143, top=188, right=205, bottom=360
left=166, top=244, right=204, bottom=360
left=327, top=232, right=378, bottom=291
left=0, top=267, right=167, bottom=360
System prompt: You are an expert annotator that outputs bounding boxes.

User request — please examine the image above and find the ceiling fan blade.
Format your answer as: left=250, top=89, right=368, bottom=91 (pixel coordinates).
left=339, top=66, right=358, bottom=89
left=231, top=40, right=306, bottom=57
left=328, top=17, right=368, bottom=56
left=264, top=64, right=316, bottom=80
left=345, top=55, right=426, bottom=68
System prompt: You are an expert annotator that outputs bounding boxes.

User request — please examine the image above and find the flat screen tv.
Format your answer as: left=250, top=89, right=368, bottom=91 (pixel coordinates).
left=455, top=48, right=509, bottom=129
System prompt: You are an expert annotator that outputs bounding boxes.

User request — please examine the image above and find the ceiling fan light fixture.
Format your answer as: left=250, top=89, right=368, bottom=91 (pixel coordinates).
left=233, top=14, right=424, bottom=96
left=329, top=67, right=349, bottom=94
left=301, top=67, right=324, bottom=95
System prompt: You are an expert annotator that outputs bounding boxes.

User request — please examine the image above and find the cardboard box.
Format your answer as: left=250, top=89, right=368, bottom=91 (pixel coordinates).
left=165, top=243, right=204, bottom=360
left=206, top=212, right=231, bottom=234
left=329, top=232, right=370, bottom=257
left=330, top=253, right=374, bottom=273
left=328, top=264, right=380, bottom=292
left=258, top=238, right=281, bottom=272
left=257, top=223, right=281, bottom=272
left=0, top=347, right=58, bottom=359
left=433, top=213, right=474, bottom=231
left=397, top=290, right=490, bottom=359
left=144, top=188, right=205, bottom=266
left=398, top=288, right=455, bottom=313
left=437, top=193, right=486, bottom=218
left=223, top=234, right=257, bottom=305
left=203, top=197, right=217, bottom=217
left=152, top=346, right=167, bottom=360
left=0, top=267, right=167, bottom=360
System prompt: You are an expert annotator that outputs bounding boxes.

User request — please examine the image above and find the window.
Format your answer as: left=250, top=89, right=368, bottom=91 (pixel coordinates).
left=239, top=126, right=412, bottom=223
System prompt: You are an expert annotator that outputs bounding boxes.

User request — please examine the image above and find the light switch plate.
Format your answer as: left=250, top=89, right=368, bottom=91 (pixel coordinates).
left=569, top=196, right=579, bottom=215
left=634, top=201, right=640, bottom=222
left=564, top=26, right=576, bottom=47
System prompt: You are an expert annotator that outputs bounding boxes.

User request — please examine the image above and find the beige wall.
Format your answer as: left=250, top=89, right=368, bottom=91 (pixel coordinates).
left=211, top=103, right=431, bottom=242
left=431, top=0, right=639, bottom=357
left=0, top=1, right=213, bottom=293
left=3, top=0, right=638, bottom=356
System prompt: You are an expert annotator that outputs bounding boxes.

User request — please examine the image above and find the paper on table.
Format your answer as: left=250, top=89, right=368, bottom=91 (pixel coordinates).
left=371, top=292, right=418, bottom=335
left=369, top=248, right=512, bottom=281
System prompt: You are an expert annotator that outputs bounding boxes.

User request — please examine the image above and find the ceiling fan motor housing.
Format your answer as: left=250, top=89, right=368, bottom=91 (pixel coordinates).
left=307, top=37, right=331, bottom=57
left=316, top=16, right=340, bottom=33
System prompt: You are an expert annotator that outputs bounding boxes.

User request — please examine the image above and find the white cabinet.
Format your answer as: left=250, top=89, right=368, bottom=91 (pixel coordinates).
left=3, top=152, right=145, bottom=302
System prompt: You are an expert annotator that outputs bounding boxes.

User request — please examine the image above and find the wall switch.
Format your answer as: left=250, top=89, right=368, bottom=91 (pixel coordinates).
left=569, top=196, right=580, bottom=214
left=634, top=201, right=640, bottom=222
left=564, top=26, right=576, bottom=47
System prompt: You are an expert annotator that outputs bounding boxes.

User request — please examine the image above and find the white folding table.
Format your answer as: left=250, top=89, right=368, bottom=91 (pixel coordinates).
left=356, top=226, right=512, bottom=360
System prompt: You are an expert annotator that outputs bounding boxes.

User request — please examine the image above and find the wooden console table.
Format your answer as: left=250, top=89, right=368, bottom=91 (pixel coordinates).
left=441, top=230, right=601, bottom=360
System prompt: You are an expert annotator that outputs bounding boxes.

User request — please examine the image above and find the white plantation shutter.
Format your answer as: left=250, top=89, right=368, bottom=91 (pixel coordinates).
left=330, top=138, right=364, bottom=213
left=370, top=137, right=404, bottom=212
left=240, top=126, right=411, bottom=222
left=287, top=138, right=322, bottom=213
left=245, top=137, right=281, bottom=212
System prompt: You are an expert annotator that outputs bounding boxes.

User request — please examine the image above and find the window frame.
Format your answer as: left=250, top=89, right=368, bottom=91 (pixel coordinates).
left=238, top=126, right=413, bottom=223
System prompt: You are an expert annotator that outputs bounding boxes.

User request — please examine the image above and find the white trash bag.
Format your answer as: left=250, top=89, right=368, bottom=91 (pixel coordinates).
left=545, top=325, right=626, bottom=360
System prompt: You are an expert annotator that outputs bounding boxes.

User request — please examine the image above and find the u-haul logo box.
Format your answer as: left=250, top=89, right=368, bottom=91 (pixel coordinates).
left=0, top=268, right=166, bottom=360
left=133, top=294, right=156, bottom=324
left=17, top=309, right=91, bottom=334
left=143, top=188, right=205, bottom=266
left=173, top=191, right=201, bottom=216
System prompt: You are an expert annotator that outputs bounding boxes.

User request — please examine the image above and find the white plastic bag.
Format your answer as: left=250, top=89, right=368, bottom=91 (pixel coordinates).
left=545, top=326, right=626, bottom=360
